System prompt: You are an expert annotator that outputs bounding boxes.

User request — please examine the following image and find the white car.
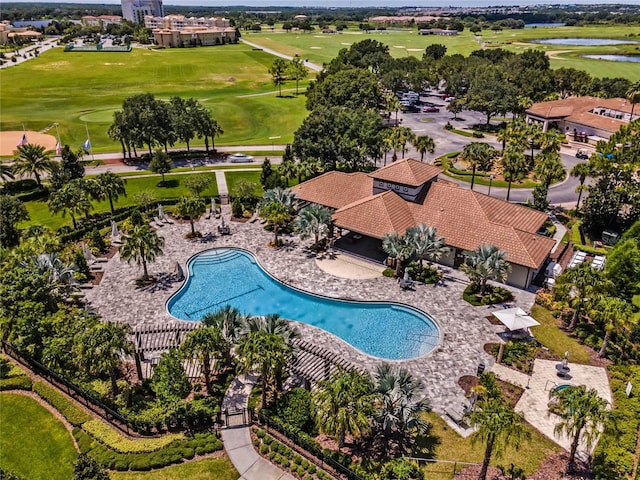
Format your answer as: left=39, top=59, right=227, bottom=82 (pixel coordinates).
left=228, top=153, right=254, bottom=163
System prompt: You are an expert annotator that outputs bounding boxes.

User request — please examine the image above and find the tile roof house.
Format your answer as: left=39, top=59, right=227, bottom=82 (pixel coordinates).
left=292, top=159, right=556, bottom=289
left=525, top=96, right=634, bottom=142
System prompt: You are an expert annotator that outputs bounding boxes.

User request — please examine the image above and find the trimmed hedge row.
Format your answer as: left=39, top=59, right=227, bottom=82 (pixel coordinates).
left=82, top=418, right=183, bottom=453
left=74, top=428, right=222, bottom=471
left=0, top=376, right=32, bottom=391
left=32, top=381, right=93, bottom=427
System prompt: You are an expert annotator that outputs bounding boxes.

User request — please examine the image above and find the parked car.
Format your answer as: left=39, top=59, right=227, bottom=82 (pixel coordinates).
left=575, top=149, right=589, bottom=160
left=422, top=106, right=440, bottom=113
left=229, top=153, right=254, bottom=163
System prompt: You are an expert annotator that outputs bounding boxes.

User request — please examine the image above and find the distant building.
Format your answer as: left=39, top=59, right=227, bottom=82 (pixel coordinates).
left=418, top=28, right=458, bottom=35
left=0, top=21, right=42, bottom=43
left=121, top=0, right=163, bottom=24
left=82, top=15, right=123, bottom=27
left=369, top=15, right=440, bottom=24
left=526, top=96, right=634, bottom=142
left=146, top=14, right=236, bottom=48
left=144, top=14, right=230, bottom=30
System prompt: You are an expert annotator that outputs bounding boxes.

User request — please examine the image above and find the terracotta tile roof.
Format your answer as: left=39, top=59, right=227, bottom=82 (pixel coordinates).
left=526, top=96, right=632, bottom=133
left=290, top=171, right=373, bottom=209
left=474, top=193, right=548, bottom=232
left=369, top=158, right=442, bottom=187
left=332, top=191, right=416, bottom=238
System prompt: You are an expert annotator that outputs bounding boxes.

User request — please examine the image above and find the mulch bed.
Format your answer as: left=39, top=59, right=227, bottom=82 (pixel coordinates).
left=90, top=270, right=104, bottom=285
left=456, top=375, right=523, bottom=408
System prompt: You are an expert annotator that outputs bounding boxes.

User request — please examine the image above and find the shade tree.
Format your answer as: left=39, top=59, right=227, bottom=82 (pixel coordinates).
left=152, top=348, right=191, bottom=405
left=0, top=195, right=29, bottom=248
left=294, top=203, right=332, bottom=250
left=461, top=244, right=511, bottom=296
left=460, top=142, right=497, bottom=190
left=148, top=149, right=173, bottom=186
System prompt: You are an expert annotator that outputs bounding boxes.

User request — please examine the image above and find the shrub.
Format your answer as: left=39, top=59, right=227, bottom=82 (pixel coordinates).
left=472, top=131, right=485, bottom=138
left=297, top=465, right=305, bottom=476
left=0, top=376, right=32, bottom=391
left=294, top=454, right=303, bottom=465
left=256, top=428, right=266, bottom=438
left=301, top=459, right=309, bottom=469
left=33, top=382, right=92, bottom=426
left=263, top=434, right=273, bottom=445
left=82, top=419, right=183, bottom=453
left=382, top=267, right=395, bottom=278
left=275, top=388, right=314, bottom=432
left=260, top=444, right=270, bottom=455
left=308, top=463, right=316, bottom=474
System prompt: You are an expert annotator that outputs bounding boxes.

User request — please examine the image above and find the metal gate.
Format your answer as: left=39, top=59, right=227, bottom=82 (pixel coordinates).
left=224, top=407, right=248, bottom=428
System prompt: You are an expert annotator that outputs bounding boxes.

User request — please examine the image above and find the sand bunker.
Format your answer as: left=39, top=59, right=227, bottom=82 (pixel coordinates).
left=0, top=131, right=57, bottom=156
left=393, top=45, right=406, bottom=48
left=340, top=42, right=351, bottom=46
left=310, top=46, right=322, bottom=49
left=406, top=48, right=423, bottom=51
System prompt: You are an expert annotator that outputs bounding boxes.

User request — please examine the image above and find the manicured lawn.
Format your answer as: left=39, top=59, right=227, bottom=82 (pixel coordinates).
left=110, top=456, right=239, bottom=480
left=246, top=24, right=640, bottom=80
left=530, top=305, right=590, bottom=364
left=418, top=411, right=559, bottom=479
left=225, top=171, right=264, bottom=197
left=21, top=172, right=219, bottom=231
left=0, top=44, right=310, bottom=152
left=0, top=393, right=77, bottom=479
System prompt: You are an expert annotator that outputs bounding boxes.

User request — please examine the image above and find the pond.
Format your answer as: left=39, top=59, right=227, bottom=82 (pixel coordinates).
left=532, top=38, right=639, bottom=46
left=582, top=54, right=640, bottom=63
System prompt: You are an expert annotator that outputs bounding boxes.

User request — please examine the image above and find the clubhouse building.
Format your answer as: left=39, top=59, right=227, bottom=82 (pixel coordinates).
left=146, top=15, right=238, bottom=48
left=292, top=159, right=556, bottom=290
left=526, top=96, right=634, bottom=142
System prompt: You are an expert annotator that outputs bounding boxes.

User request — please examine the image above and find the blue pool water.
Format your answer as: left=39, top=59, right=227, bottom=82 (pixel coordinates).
left=583, top=54, right=640, bottom=63
left=533, top=38, right=639, bottom=46
left=167, top=248, right=440, bottom=360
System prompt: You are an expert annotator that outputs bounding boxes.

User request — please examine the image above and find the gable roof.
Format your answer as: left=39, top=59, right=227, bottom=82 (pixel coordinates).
left=369, top=158, right=442, bottom=187
left=291, top=171, right=373, bottom=209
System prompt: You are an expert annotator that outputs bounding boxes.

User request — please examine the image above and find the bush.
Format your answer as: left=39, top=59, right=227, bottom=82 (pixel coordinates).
left=382, top=267, right=395, bottom=278
left=256, top=428, right=266, bottom=438
left=0, top=376, right=32, bottom=391
left=275, top=388, right=314, bottom=432
left=472, top=131, right=485, bottom=138
left=260, top=443, right=270, bottom=455
left=308, top=463, right=316, bottom=474
left=33, top=381, right=92, bottom=426
left=463, top=284, right=513, bottom=306
left=263, top=434, right=273, bottom=445
left=83, top=418, right=183, bottom=453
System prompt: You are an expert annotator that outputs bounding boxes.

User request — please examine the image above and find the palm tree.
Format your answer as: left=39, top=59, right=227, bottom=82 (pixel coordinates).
left=373, top=363, right=431, bottom=455
left=31, top=252, right=77, bottom=297
left=460, top=244, right=511, bottom=296
left=279, top=157, right=297, bottom=187
left=202, top=305, right=246, bottom=345
left=48, top=179, right=92, bottom=230
left=388, top=127, right=415, bottom=161
left=382, top=232, right=414, bottom=277
left=176, top=195, right=205, bottom=235
left=570, top=162, right=592, bottom=211
left=412, top=135, right=436, bottom=162
left=0, top=164, right=14, bottom=182
left=260, top=187, right=298, bottom=214
left=244, top=313, right=300, bottom=343
left=12, top=144, right=55, bottom=188
left=538, top=129, right=565, bottom=155
left=295, top=203, right=332, bottom=249
left=93, top=171, right=127, bottom=215
left=406, top=224, right=447, bottom=271
left=236, top=330, right=293, bottom=408
left=385, top=93, right=402, bottom=126
left=75, top=322, right=133, bottom=396
left=460, top=142, right=497, bottom=190
left=259, top=201, right=290, bottom=247
left=119, top=224, right=164, bottom=281
left=525, top=122, right=543, bottom=165
left=553, top=262, right=611, bottom=331
left=592, top=297, right=633, bottom=358
left=470, top=398, right=531, bottom=480
left=550, top=385, right=609, bottom=473
left=533, top=151, right=566, bottom=191
left=626, top=80, right=640, bottom=121
left=500, top=145, right=528, bottom=201
left=313, top=368, right=375, bottom=449
left=180, top=325, right=229, bottom=393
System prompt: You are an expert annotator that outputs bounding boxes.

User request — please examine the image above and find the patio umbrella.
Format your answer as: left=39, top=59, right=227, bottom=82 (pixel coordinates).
left=158, top=204, right=165, bottom=221
left=493, top=307, right=540, bottom=331
left=174, top=261, right=184, bottom=281
left=82, top=242, right=96, bottom=263
left=211, top=197, right=216, bottom=213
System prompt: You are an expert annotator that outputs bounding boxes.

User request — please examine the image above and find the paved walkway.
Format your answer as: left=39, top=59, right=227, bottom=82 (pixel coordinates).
left=492, top=359, right=611, bottom=453
left=215, top=170, right=229, bottom=196
left=221, top=374, right=295, bottom=480
left=240, top=38, right=323, bottom=72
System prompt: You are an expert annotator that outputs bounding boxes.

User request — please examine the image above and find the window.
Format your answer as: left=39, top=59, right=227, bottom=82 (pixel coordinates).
left=403, top=187, right=408, bottom=192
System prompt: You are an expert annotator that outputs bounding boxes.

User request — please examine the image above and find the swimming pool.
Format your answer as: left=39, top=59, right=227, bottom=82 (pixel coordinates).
left=167, top=248, right=440, bottom=360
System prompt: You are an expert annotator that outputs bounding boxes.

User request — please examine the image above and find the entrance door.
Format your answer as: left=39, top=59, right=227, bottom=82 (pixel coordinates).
left=453, top=249, right=465, bottom=268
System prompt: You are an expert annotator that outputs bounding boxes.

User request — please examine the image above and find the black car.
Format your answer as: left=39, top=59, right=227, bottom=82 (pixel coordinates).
left=575, top=149, right=589, bottom=160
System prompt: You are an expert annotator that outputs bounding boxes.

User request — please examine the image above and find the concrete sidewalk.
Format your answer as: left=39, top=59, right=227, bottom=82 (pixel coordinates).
left=221, top=374, right=295, bottom=480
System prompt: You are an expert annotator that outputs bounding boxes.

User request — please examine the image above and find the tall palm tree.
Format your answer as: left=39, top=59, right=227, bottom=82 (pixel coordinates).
left=176, top=195, right=205, bottom=235
left=626, top=80, right=640, bottom=121
left=533, top=151, right=566, bottom=190
left=525, top=122, right=543, bottom=166
left=93, top=171, right=127, bottom=215
left=294, top=203, right=332, bottom=249
left=460, top=142, right=497, bottom=190
left=260, top=187, right=298, bottom=214
left=31, top=252, right=77, bottom=297
left=553, top=262, right=611, bottom=331
left=259, top=201, right=290, bottom=247
left=119, top=224, right=164, bottom=281
left=388, top=127, right=415, bottom=161
left=460, top=244, right=510, bottom=296
left=48, top=179, right=92, bottom=230
left=202, top=305, right=246, bottom=345
left=412, top=135, right=436, bottom=162
left=244, top=313, right=300, bottom=342
left=313, top=368, right=375, bottom=450
left=278, top=157, right=297, bottom=187
left=374, top=363, right=431, bottom=455
left=236, top=330, right=293, bottom=408
left=550, top=385, right=609, bottom=473
left=500, top=145, right=528, bottom=201
left=180, top=325, right=228, bottom=393
left=538, top=129, right=565, bottom=155
left=382, top=232, right=414, bottom=277
left=406, top=224, right=448, bottom=271
left=0, top=164, right=14, bottom=182
left=470, top=398, right=531, bottom=480
left=592, top=297, right=633, bottom=358
left=13, top=144, right=55, bottom=188
left=570, top=162, right=592, bottom=211
left=75, top=322, right=133, bottom=396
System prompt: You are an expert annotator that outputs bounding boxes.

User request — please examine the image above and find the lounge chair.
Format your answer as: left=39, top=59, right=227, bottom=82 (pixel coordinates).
left=153, top=217, right=164, bottom=226
left=399, top=277, right=414, bottom=290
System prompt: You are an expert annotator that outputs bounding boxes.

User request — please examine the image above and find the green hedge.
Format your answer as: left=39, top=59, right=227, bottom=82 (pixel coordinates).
left=82, top=418, right=183, bottom=453
left=74, top=428, right=222, bottom=471
left=32, top=381, right=92, bottom=427
left=0, top=376, right=33, bottom=391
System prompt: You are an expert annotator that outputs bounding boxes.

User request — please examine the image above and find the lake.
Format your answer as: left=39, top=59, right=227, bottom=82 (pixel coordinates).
left=533, top=38, right=639, bottom=46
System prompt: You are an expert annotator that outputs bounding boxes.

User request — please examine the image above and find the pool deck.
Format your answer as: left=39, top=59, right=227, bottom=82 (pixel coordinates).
left=86, top=209, right=537, bottom=429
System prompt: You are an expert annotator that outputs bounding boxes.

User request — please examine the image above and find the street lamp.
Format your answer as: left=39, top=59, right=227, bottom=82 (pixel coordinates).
left=488, top=174, right=495, bottom=197
left=268, top=136, right=281, bottom=151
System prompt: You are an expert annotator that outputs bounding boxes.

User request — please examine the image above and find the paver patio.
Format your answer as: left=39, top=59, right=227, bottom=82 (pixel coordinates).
left=85, top=209, right=538, bottom=427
